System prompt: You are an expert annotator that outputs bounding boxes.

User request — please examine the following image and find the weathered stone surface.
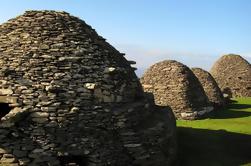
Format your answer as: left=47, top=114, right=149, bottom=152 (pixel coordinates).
left=191, top=68, right=225, bottom=108
left=210, top=54, right=251, bottom=97
left=31, top=117, right=49, bottom=123
left=141, top=60, right=213, bottom=120
left=0, top=89, right=13, bottom=95
left=84, top=83, right=96, bottom=90
left=0, top=10, right=177, bottom=166
left=0, top=107, right=29, bottom=128
left=30, top=112, right=49, bottom=118
left=0, top=96, right=17, bottom=104
left=0, top=148, right=7, bottom=154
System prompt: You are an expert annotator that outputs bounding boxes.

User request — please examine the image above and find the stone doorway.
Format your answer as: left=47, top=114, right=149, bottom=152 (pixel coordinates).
left=0, top=103, right=12, bottom=119
left=0, top=96, right=19, bottom=123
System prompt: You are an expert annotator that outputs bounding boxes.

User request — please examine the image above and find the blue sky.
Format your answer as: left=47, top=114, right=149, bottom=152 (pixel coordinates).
left=0, top=0, right=251, bottom=76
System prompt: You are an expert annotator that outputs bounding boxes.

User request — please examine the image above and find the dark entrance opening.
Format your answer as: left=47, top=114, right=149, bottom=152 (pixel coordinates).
left=58, top=155, right=88, bottom=166
left=0, top=103, right=12, bottom=119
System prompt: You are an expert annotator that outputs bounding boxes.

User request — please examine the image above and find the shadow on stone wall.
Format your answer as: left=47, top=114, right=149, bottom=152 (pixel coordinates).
left=0, top=106, right=133, bottom=165
left=177, top=127, right=251, bottom=166
left=0, top=100, right=177, bottom=165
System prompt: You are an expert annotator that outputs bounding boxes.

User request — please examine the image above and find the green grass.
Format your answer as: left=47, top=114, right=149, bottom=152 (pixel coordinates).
left=177, top=97, right=251, bottom=166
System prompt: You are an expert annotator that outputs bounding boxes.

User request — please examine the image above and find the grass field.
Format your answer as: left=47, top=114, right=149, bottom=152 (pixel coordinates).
left=177, top=98, right=251, bottom=166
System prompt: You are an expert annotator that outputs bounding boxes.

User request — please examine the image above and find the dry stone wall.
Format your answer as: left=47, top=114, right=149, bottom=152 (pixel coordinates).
left=141, top=60, right=213, bottom=120
left=191, top=68, right=225, bottom=108
left=210, top=54, right=251, bottom=97
left=0, top=10, right=177, bottom=166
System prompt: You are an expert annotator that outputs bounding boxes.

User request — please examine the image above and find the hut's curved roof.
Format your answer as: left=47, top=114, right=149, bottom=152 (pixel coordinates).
left=0, top=10, right=142, bottom=103
left=141, top=60, right=213, bottom=119
left=191, top=67, right=225, bottom=108
left=210, top=54, right=251, bottom=97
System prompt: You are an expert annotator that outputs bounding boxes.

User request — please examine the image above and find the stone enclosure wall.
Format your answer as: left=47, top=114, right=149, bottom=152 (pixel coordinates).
left=0, top=11, right=177, bottom=166
left=140, top=60, right=213, bottom=120
left=210, top=54, right=251, bottom=97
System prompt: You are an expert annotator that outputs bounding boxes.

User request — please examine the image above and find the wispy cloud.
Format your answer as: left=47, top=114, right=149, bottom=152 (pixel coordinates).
left=114, top=44, right=226, bottom=76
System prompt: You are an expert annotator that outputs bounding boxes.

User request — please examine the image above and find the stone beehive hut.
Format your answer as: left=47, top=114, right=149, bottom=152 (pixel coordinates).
left=210, top=54, right=251, bottom=97
left=191, top=68, right=225, bottom=108
left=0, top=11, right=177, bottom=166
left=140, top=60, right=213, bottom=120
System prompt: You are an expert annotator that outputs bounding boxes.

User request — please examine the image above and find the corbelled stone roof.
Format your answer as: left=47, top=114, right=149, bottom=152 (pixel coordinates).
left=0, top=10, right=142, bottom=103
left=141, top=60, right=213, bottom=120
left=210, top=54, right=251, bottom=97
left=191, top=68, right=225, bottom=108
left=0, top=11, right=177, bottom=165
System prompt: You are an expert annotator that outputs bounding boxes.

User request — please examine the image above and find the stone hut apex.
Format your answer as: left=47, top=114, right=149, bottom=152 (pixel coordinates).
left=210, top=54, right=251, bottom=97
left=0, top=10, right=177, bottom=166
left=140, top=60, right=213, bottom=120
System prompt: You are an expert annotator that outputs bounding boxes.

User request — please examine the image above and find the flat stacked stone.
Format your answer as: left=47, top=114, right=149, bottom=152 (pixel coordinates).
left=0, top=10, right=177, bottom=165
left=210, top=54, right=251, bottom=97
left=191, top=68, right=225, bottom=108
left=141, top=60, right=213, bottom=120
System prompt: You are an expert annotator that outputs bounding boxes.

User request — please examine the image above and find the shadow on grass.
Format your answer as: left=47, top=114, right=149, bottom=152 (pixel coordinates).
left=228, top=103, right=251, bottom=110
left=207, top=103, right=251, bottom=119
left=208, top=109, right=251, bottom=119
left=178, top=127, right=251, bottom=166
left=229, top=99, right=238, bottom=103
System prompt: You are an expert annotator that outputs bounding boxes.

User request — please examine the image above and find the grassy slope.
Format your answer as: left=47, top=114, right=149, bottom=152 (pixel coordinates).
left=177, top=98, right=251, bottom=166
